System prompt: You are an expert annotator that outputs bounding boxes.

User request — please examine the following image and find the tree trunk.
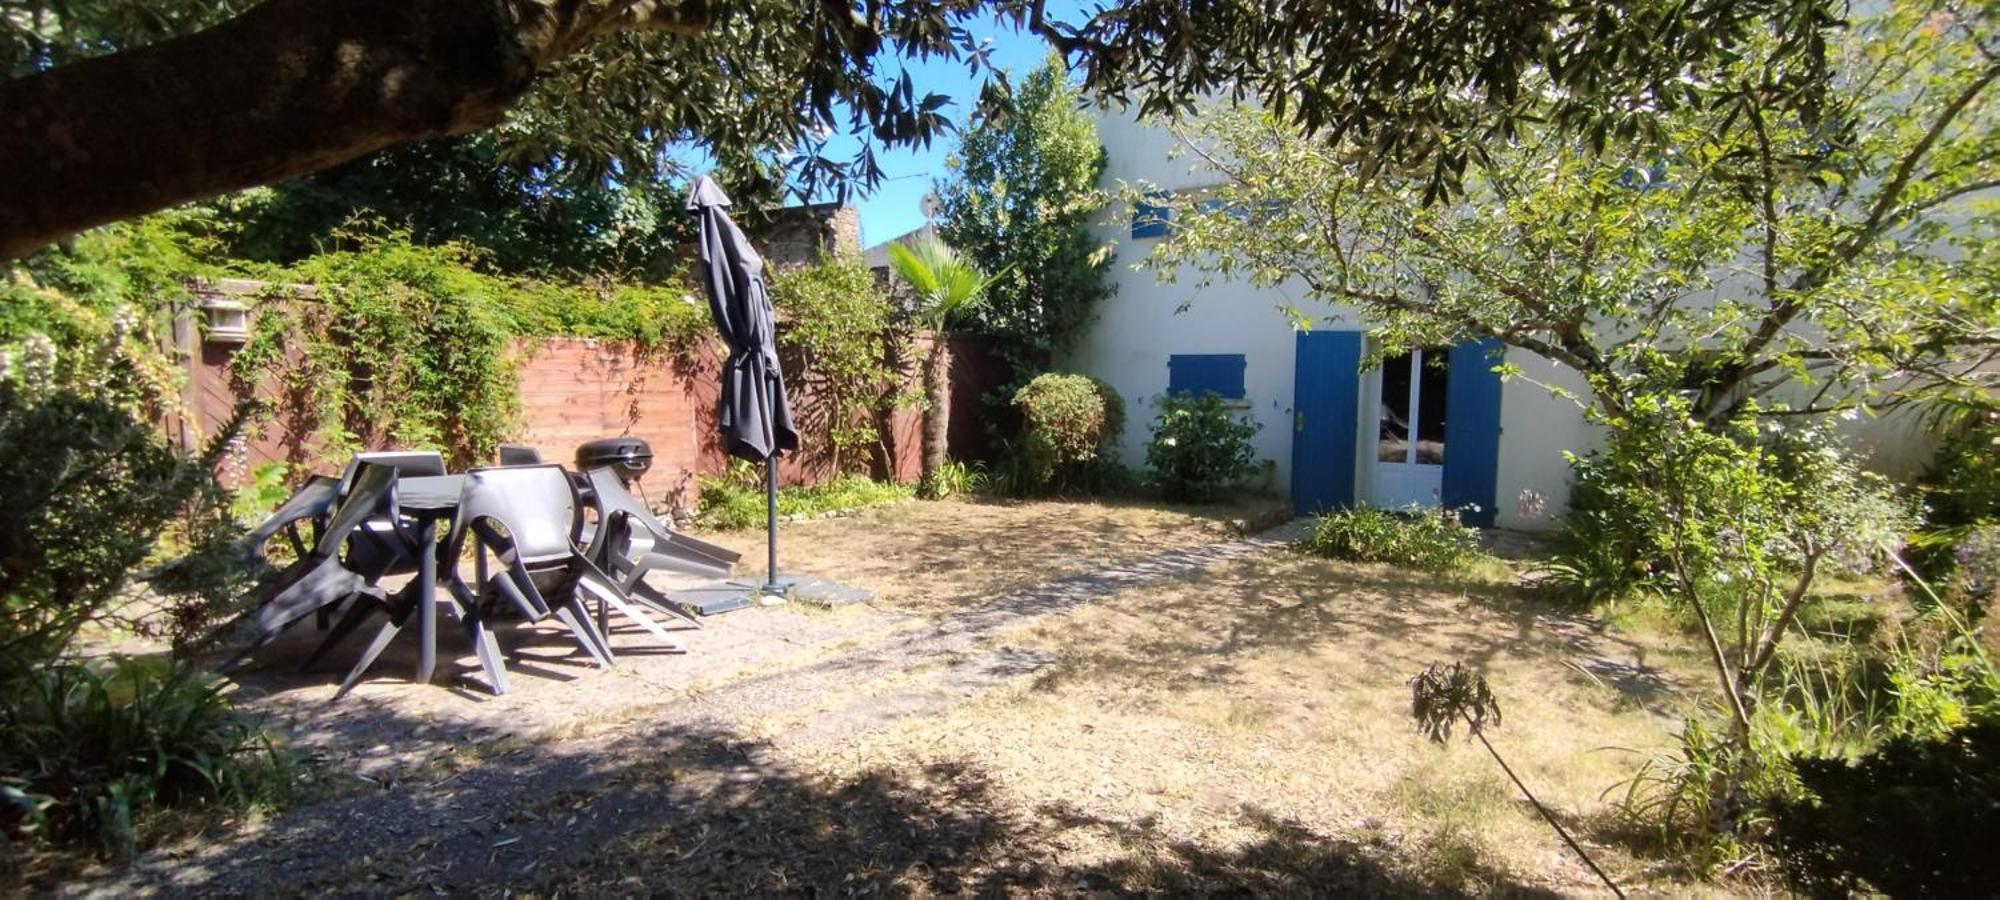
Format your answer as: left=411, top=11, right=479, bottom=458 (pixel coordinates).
left=0, top=0, right=703, bottom=261
left=918, top=335, right=950, bottom=498
left=870, top=333, right=906, bottom=481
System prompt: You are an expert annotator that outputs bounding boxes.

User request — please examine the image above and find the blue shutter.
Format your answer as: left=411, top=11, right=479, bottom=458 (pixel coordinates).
left=1131, top=191, right=1171, bottom=238
left=1442, top=338, right=1504, bottom=526
left=1291, top=331, right=1362, bottom=514
left=1168, top=354, right=1246, bottom=399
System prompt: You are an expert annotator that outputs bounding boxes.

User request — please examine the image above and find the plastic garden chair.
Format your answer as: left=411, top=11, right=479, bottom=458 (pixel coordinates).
left=237, top=474, right=339, bottom=566
left=580, top=467, right=737, bottom=626
left=497, top=444, right=544, bottom=466
left=447, top=465, right=685, bottom=673
left=300, top=467, right=437, bottom=681
left=224, top=463, right=403, bottom=669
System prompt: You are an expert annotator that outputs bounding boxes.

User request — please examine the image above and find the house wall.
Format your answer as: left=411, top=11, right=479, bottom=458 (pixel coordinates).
left=1077, top=111, right=1345, bottom=498
left=1068, top=108, right=1939, bottom=531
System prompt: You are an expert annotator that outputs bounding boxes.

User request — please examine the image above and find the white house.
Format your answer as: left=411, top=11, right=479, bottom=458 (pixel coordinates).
left=1063, top=108, right=1935, bottom=531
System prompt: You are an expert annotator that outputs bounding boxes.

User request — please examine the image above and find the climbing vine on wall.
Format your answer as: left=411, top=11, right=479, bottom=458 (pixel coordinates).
left=232, top=232, right=712, bottom=469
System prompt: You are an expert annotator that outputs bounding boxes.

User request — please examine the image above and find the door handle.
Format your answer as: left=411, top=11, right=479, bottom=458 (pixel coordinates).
left=1295, top=411, right=1306, bottom=433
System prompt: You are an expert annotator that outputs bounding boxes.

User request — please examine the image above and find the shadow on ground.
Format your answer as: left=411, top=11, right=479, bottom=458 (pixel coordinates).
left=526, top=732, right=1513, bottom=897
left=68, top=691, right=1525, bottom=896
left=1021, top=554, right=1681, bottom=712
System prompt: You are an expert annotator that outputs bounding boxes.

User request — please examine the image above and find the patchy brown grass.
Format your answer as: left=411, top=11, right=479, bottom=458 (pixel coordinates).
left=688, top=494, right=1288, bottom=616
left=796, top=553, right=1717, bottom=893
left=559, top=548, right=1721, bottom=895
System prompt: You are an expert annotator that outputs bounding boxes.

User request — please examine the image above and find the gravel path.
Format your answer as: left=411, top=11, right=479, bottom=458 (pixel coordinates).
left=76, top=520, right=1312, bottom=896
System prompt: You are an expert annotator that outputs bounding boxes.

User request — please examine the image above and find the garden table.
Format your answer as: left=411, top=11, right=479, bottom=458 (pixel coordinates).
left=395, top=474, right=464, bottom=684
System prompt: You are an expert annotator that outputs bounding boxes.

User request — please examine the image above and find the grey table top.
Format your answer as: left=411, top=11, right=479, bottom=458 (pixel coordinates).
left=397, top=474, right=466, bottom=513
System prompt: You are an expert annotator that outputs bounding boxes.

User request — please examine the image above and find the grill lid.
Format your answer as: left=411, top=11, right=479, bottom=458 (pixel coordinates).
left=575, top=437, right=653, bottom=470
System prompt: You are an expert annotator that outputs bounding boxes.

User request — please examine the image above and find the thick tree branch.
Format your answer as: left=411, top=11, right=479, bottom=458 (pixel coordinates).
left=1733, top=62, right=2000, bottom=364
left=1745, top=547, right=1821, bottom=682
left=0, top=0, right=709, bottom=262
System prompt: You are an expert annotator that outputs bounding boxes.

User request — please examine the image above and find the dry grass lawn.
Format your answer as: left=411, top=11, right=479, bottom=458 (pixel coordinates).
left=688, top=495, right=1288, bottom=616
left=561, top=546, right=1720, bottom=895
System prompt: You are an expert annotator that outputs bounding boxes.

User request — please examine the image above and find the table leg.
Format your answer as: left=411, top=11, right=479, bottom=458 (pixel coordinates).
left=416, top=516, right=438, bottom=684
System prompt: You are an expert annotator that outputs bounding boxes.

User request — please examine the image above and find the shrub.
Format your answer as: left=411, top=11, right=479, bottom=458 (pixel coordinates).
left=0, top=657, right=287, bottom=858
left=768, top=254, right=904, bottom=475
left=1145, top=392, right=1259, bottom=502
left=1537, top=452, right=1666, bottom=606
left=1909, top=410, right=2000, bottom=610
left=1919, top=410, right=2000, bottom=530
left=696, top=465, right=912, bottom=530
left=1299, top=506, right=1485, bottom=573
left=1614, top=715, right=1801, bottom=872
left=1769, top=714, right=2000, bottom=897
left=1009, top=373, right=1123, bottom=495
left=924, top=460, right=985, bottom=500
left=0, top=385, right=241, bottom=666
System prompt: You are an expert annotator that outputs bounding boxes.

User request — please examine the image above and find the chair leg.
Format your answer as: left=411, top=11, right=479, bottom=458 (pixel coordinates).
left=301, top=595, right=375, bottom=672
left=553, top=599, right=614, bottom=667
left=332, top=613, right=406, bottom=700
left=581, top=576, right=685, bottom=651
left=489, top=570, right=542, bottom=621
left=453, top=595, right=509, bottom=696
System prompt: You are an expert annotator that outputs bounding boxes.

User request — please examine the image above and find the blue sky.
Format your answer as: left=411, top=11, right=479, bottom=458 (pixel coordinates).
left=818, top=4, right=1089, bottom=248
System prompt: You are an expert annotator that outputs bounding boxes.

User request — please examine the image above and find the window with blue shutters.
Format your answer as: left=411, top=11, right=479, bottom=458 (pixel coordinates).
left=1131, top=191, right=1171, bottom=239
left=1167, top=354, right=1247, bottom=399
left=1189, top=198, right=1290, bottom=224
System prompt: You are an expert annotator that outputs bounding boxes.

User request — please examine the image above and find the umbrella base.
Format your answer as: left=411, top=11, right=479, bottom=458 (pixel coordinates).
left=667, top=576, right=874, bottom=615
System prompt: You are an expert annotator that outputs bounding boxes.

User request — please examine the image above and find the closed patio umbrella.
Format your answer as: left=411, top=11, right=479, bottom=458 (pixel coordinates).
left=688, top=176, right=797, bottom=596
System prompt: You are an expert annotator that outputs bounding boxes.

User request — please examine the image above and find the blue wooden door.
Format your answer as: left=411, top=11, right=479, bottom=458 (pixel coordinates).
left=1442, top=338, right=1504, bottom=526
left=1291, top=331, right=1362, bottom=514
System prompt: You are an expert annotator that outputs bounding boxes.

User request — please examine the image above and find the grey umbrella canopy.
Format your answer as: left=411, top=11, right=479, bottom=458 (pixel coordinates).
left=688, top=176, right=798, bottom=463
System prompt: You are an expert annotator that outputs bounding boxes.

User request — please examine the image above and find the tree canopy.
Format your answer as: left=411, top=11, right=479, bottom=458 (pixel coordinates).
left=1145, top=0, right=1999, bottom=422
left=1, top=0, right=1864, bottom=261
left=935, top=53, right=1112, bottom=380
left=209, top=134, right=692, bottom=278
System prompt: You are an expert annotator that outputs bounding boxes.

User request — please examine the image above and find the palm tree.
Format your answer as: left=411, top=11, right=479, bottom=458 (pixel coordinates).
left=886, top=237, right=998, bottom=498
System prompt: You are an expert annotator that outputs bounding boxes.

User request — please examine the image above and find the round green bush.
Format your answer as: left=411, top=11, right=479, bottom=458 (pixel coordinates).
left=1010, top=373, right=1124, bottom=494
left=1146, top=392, right=1259, bottom=502
left=1299, top=506, right=1485, bottom=573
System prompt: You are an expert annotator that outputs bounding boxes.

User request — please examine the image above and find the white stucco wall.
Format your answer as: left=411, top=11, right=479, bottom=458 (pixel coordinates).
left=1069, top=229, right=1335, bottom=494
left=1073, top=109, right=1365, bottom=496
left=1070, top=108, right=1608, bottom=531
left=1066, top=106, right=1941, bottom=531
left=1492, top=354, right=1600, bottom=530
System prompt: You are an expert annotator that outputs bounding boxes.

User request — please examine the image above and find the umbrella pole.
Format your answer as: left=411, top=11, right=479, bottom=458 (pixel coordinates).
left=764, top=449, right=779, bottom=594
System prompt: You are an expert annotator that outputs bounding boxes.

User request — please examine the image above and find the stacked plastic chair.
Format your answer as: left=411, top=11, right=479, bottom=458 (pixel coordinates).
left=580, top=467, right=737, bottom=619
left=445, top=465, right=685, bottom=680
left=230, top=463, right=405, bottom=667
